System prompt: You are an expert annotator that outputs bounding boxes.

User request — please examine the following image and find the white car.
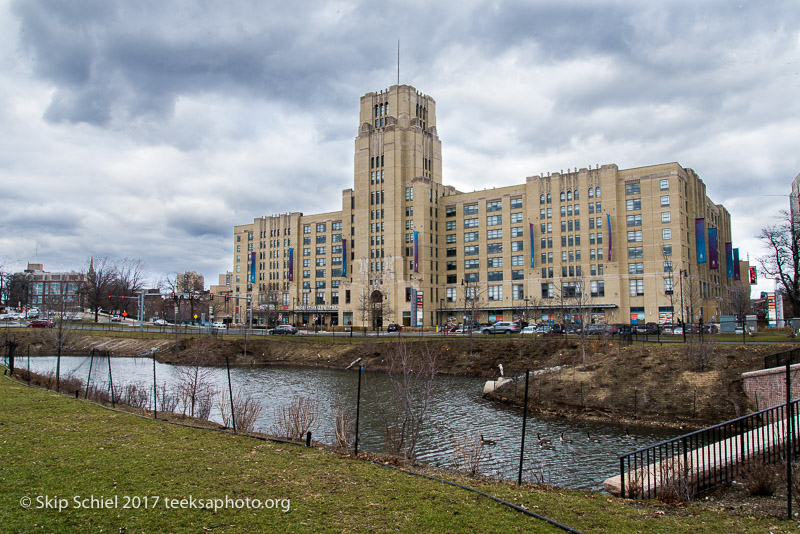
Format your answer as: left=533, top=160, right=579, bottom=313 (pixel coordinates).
left=520, top=325, right=537, bottom=334
left=212, top=321, right=226, bottom=329
left=153, top=319, right=168, bottom=326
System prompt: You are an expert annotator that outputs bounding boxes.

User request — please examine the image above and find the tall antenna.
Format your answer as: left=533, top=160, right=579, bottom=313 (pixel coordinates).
left=397, top=39, right=400, bottom=85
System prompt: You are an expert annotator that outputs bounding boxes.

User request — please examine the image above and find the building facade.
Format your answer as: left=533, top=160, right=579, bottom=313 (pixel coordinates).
left=232, top=84, right=740, bottom=329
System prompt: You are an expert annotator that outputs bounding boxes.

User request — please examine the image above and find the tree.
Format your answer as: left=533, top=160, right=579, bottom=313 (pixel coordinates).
left=83, top=257, right=117, bottom=323
left=758, top=211, right=800, bottom=316
left=562, top=278, right=595, bottom=369
left=43, top=283, right=80, bottom=392
left=726, top=279, right=752, bottom=328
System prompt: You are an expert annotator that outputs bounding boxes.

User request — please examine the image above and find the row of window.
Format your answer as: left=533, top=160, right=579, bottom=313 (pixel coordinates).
left=626, top=196, right=670, bottom=211
left=625, top=179, right=669, bottom=196
left=445, top=198, right=524, bottom=218
left=302, top=222, right=343, bottom=234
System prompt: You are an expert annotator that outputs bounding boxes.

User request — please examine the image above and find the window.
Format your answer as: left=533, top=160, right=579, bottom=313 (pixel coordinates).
left=627, top=230, right=643, bottom=242
left=596, top=217, right=602, bottom=229
left=316, top=223, right=326, bottom=233
left=512, top=269, right=524, bottom=280
left=464, top=218, right=479, bottom=228
left=446, top=220, right=456, bottom=230
left=560, top=191, right=566, bottom=202
left=660, top=179, right=669, bottom=190
left=629, top=279, right=644, bottom=296
left=539, top=194, right=545, bottom=205
left=590, top=280, right=605, bottom=297
left=595, top=187, right=601, bottom=198
left=446, top=261, right=457, bottom=271
left=628, top=262, right=644, bottom=274
left=541, top=283, right=554, bottom=298
left=446, top=206, right=456, bottom=217
left=464, top=272, right=479, bottom=283
left=303, top=248, right=311, bottom=257
left=511, top=212, right=523, bottom=223
left=315, top=258, right=327, bottom=266
left=316, top=270, right=326, bottom=279
left=510, top=198, right=523, bottom=209
left=625, top=183, right=641, bottom=195
left=487, top=215, right=502, bottom=226
left=303, top=226, right=311, bottom=234
left=488, top=286, right=502, bottom=301
left=511, top=241, right=524, bottom=252
left=303, top=259, right=310, bottom=268
left=303, top=270, right=310, bottom=279
left=332, top=222, right=342, bottom=231
left=487, top=257, right=503, bottom=268
left=595, top=202, right=601, bottom=213
left=588, top=203, right=594, bottom=214
left=486, top=200, right=502, bottom=212
left=446, top=234, right=457, bottom=244
left=464, top=245, right=479, bottom=256
left=404, top=187, right=413, bottom=201
left=464, top=204, right=479, bottom=215
left=547, top=208, right=552, bottom=218
left=445, top=287, right=457, bottom=303
left=664, top=278, right=674, bottom=294
left=465, top=259, right=480, bottom=269
left=662, top=228, right=672, bottom=240
left=574, top=204, right=580, bottom=215
left=661, top=211, right=671, bottom=223
left=660, top=195, right=670, bottom=207
left=589, top=218, right=595, bottom=230
left=561, top=282, right=581, bottom=298
left=627, top=215, right=642, bottom=227
left=561, top=206, right=567, bottom=217
left=303, top=237, right=311, bottom=245
left=663, top=244, right=673, bottom=256
left=546, top=193, right=552, bottom=204
left=316, top=246, right=327, bottom=255
left=487, top=229, right=502, bottom=240
left=626, top=199, right=641, bottom=211
left=316, top=235, right=326, bottom=244
left=487, top=271, right=503, bottom=281
left=487, top=243, right=502, bottom=254
left=315, top=279, right=326, bottom=288
left=464, top=231, right=479, bottom=242
left=588, top=187, right=594, bottom=198
left=664, top=261, right=673, bottom=272
left=628, top=246, right=644, bottom=258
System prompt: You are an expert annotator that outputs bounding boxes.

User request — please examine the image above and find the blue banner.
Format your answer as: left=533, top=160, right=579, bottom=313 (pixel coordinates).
left=288, top=248, right=294, bottom=282
left=529, top=223, right=535, bottom=268
left=725, top=242, right=734, bottom=278
left=733, top=248, right=740, bottom=281
left=249, top=252, right=256, bottom=284
left=695, top=218, right=706, bottom=264
left=708, top=228, right=718, bottom=270
left=341, top=239, right=347, bottom=278
left=607, top=214, right=612, bottom=261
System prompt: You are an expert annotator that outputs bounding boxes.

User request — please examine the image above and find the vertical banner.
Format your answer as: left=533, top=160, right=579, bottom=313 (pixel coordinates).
left=606, top=214, right=612, bottom=261
left=288, top=248, right=294, bottom=282
left=695, top=218, right=707, bottom=264
left=249, top=252, right=256, bottom=283
left=725, top=242, right=734, bottom=278
left=341, top=239, right=347, bottom=278
left=708, top=228, right=718, bottom=270
left=410, top=288, right=417, bottom=328
left=529, top=223, right=535, bottom=268
left=416, top=290, right=424, bottom=327
left=733, top=248, right=740, bottom=280
left=413, top=231, right=419, bottom=273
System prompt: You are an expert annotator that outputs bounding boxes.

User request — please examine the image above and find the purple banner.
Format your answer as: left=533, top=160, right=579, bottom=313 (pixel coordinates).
left=288, top=248, right=294, bottom=282
left=708, top=228, right=718, bottom=270
left=733, top=248, right=740, bottom=281
left=413, top=231, right=419, bottom=273
left=606, top=213, right=612, bottom=261
left=695, top=218, right=707, bottom=264
left=725, top=242, right=734, bottom=278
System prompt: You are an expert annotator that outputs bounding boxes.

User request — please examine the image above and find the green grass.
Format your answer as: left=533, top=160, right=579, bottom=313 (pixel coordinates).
left=1, top=376, right=797, bottom=532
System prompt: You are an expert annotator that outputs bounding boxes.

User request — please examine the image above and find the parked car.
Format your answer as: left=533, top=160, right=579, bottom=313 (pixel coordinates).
left=111, top=315, right=122, bottom=322
left=520, top=325, right=537, bottom=335
left=28, top=319, right=54, bottom=328
left=536, top=324, right=552, bottom=334
left=660, top=323, right=675, bottom=334
left=441, top=325, right=457, bottom=333
left=153, top=318, right=168, bottom=326
left=269, top=325, right=297, bottom=335
left=387, top=323, right=403, bottom=333
left=212, top=321, right=226, bottom=329
left=550, top=323, right=565, bottom=334
left=481, top=321, right=520, bottom=334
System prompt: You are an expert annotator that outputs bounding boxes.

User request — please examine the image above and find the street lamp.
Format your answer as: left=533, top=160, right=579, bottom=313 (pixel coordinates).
left=679, top=269, right=688, bottom=343
left=524, top=296, right=529, bottom=326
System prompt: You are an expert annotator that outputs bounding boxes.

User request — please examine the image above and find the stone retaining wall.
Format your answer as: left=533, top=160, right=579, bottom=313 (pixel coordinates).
left=742, top=364, right=800, bottom=410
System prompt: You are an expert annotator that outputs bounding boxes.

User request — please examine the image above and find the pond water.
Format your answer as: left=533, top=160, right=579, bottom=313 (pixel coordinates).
left=19, top=355, right=680, bottom=490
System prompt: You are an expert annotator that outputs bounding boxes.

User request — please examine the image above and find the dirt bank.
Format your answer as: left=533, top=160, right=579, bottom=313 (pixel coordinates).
left=3, top=328, right=790, bottom=428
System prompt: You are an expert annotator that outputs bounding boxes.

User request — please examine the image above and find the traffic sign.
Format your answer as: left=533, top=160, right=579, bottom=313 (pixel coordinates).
left=122, top=311, right=127, bottom=317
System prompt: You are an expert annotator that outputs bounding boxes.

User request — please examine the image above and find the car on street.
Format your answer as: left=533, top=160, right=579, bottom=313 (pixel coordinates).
left=153, top=318, right=168, bottom=326
left=269, top=325, right=297, bottom=335
left=212, top=321, right=226, bottom=329
left=28, top=319, right=55, bottom=328
left=660, top=323, right=675, bottom=334
left=387, top=323, right=403, bottom=333
left=111, top=315, right=122, bottom=322
left=520, top=325, right=537, bottom=335
left=481, top=321, right=520, bottom=334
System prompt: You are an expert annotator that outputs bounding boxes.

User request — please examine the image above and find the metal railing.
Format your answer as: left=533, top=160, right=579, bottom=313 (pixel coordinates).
left=619, top=386, right=799, bottom=499
left=765, top=348, right=800, bottom=370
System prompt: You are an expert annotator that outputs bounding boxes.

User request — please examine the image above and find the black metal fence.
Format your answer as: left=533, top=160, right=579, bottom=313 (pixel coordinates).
left=619, top=348, right=800, bottom=500
left=765, top=348, right=800, bottom=370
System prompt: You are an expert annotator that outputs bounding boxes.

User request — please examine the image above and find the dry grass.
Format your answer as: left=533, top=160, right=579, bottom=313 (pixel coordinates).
left=272, top=395, right=319, bottom=440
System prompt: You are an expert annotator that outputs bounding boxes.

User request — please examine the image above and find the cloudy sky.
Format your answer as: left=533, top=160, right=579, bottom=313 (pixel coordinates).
left=1, top=0, right=798, bottom=294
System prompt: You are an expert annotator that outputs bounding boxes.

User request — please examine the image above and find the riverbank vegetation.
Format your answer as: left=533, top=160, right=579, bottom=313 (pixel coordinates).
left=2, top=375, right=797, bottom=532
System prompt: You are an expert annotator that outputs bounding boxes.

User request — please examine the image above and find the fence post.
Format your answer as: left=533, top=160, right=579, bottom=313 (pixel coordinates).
left=85, top=350, right=94, bottom=399
left=354, top=365, right=363, bottom=456
left=152, top=353, right=158, bottom=420
left=107, top=356, right=115, bottom=408
left=620, top=457, right=626, bottom=498
left=517, top=369, right=530, bottom=486
left=787, top=359, right=793, bottom=520
left=226, top=355, right=236, bottom=432
left=682, top=437, right=689, bottom=496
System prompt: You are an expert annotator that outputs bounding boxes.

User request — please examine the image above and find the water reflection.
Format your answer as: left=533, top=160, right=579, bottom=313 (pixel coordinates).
left=23, top=356, right=680, bottom=490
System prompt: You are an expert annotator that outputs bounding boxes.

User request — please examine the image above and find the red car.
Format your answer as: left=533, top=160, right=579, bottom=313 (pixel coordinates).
left=28, top=319, right=55, bottom=328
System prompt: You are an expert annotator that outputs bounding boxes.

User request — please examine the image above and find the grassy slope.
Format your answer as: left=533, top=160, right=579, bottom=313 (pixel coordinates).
left=0, top=377, right=796, bottom=533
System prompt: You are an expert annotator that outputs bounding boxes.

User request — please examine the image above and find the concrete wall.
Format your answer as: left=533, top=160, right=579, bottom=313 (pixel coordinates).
left=742, top=364, right=800, bottom=410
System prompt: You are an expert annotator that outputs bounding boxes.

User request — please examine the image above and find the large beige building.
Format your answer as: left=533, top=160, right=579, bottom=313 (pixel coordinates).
left=232, top=84, right=740, bottom=329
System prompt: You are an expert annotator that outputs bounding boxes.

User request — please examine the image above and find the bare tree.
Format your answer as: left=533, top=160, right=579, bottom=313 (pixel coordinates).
left=726, top=279, right=752, bottom=328
left=109, top=258, right=147, bottom=318
left=758, top=210, right=800, bottom=316
left=44, top=283, right=81, bottom=392
left=176, top=355, right=217, bottom=419
left=83, top=256, right=117, bottom=323
left=373, top=341, right=437, bottom=461
left=562, top=278, right=594, bottom=369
